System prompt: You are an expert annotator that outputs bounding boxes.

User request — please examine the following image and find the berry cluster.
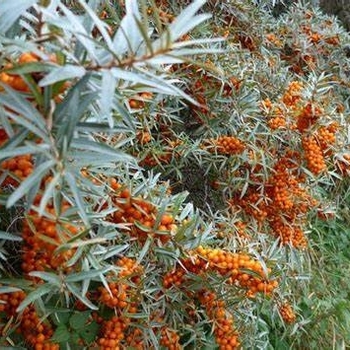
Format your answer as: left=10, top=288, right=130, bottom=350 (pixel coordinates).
left=129, top=92, right=153, bottom=109
left=198, top=290, right=239, bottom=350
left=233, top=152, right=316, bottom=248
left=279, top=302, right=297, bottom=324
left=98, top=257, right=142, bottom=311
left=124, top=327, right=144, bottom=350
left=0, top=153, right=33, bottom=187
left=0, top=53, right=39, bottom=93
left=296, top=103, right=323, bottom=133
left=316, top=123, right=338, bottom=153
left=108, top=178, right=177, bottom=243
left=164, top=247, right=278, bottom=298
left=97, top=316, right=129, bottom=350
left=205, top=136, right=245, bottom=156
left=0, top=129, right=33, bottom=187
left=268, top=106, right=286, bottom=130
left=21, top=197, right=78, bottom=276
left=263, top=81, right=303, bottom=130
left=140, top=139, right=184, bottom=168
left=282, top=81, right=304, bottom=110
left=302, top=136, right=327, bottom=175
left=0, top=290, right=58, bottom=350
left=160, top=328, right=181, bottom=350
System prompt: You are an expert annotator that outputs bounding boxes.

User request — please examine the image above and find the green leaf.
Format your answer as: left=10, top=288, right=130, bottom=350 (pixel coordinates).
left=78, top=0, right=114, bottom=52
left=0, top=145, right=39, bottom=161
left=64, top=171, right=89, bottom=226
left=100, top=69, right=117, bottom=127
left=69, top=311, right=91, bottom=330
left=65, top=268, right=109, bottom=283
left=65, top=283, right=98, bottom=310
left=78, top=321, right=99, bottom=344
left=38, top=172, right=61, bottom=216
left=0, top=0, right=37, bottom=33
left=70, top=138, right=134, bottom=162
left=16, top=283, right=55, bottom=313
left=0, top=230, right=22, bottom=241
left=56, top=3, right=98, bottom=61
left=51, top=323, right=70, bottom=343
left=4, top=62, right=53, bottom=75
left=0, top=90, right=48, bottom=141
left=6, top=160, right=55, bottom=208
left=39, top=65, right=86, bottom=86
left=52, top=311, right=71, bottom=326
left=137, top=236, right=153, bottom=263
left=112, top=0, right=142, bottom=55
left=28, top=271, right=61, bottom=285
left=153, top=0, right=209, bottom=47
left=0, top=286, right=22, bottom=294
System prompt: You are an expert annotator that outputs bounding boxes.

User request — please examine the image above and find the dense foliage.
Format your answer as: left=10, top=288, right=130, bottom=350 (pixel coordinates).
left=0, top=0, right=349, bottom=349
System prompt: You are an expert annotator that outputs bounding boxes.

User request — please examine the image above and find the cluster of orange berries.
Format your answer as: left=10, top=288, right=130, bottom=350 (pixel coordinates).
left=198, top=290, right=239, bottom=350
left=19, top=307, right=58, bottom=350
left=282, top=81, right=304, bottom=109
left=296, top=103, right=339, bottom=176
left=296, top=103, right=323, bottom=133
left=336, top=154, right=350, bottom=176
left=300, top=24, right=323, bottom=44
left=129, top=92, right=153, bottom=109
left=265, top=33, right=283, bottom=48
left=108, top=178, right=177, bottom=243
left=98, top=257, right=142, bottom=311
left=139, top=139, right=183, bottom=167
left=0, top=153, right=33, bottom=187
left=195, top=246, right=278, bottom=296
left=159, top=328, right=181, bottom=350
left=302, top=135, right=327, bottom=175
left=231, top=190, right=268, bottom=223
left=279, top=302, right=297, bottom=324
left=233, top=152, right=316, bottom=248
left=0, top=129, right=33, bottom=187
left=0, top=53, right=40, bottom=93
left=316, top=123, right=338, bottom=153
left=270, top=219, right=307, bottom=248
left=136, top=130, right=152, bottom=145
left=269, top=158, right=312, bottom=247
left=0, top=51, right=68, bottom=104
left=0, top=290, right=58, bottom=350
left=97, top=316, right=129, bottom=350
left=268, top=106, right=287, bottom=130
left=21, top=197, right=78, bottom=276
left=262, top=81, right=304, bottom=130
left=205, top=136, right=245, bottom=156
left=124, top=327, right=144, bottom=350
left=164, top=247, right=278, bottom=298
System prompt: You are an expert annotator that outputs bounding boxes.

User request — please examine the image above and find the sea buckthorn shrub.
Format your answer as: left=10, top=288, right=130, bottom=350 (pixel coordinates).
left=0, top=0, right=350, bottom=349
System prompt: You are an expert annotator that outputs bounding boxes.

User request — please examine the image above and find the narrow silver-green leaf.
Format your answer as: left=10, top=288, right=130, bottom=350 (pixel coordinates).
left=100, top=69, right=117, bottom=127
left=0, top=231, right=22, bottom=241
left=16, top=283, right=55, bottom=313
left=0, top=286, right=22, bottom=294
left=6, top=160, right=55, bottom=208
left=65, top=283, right=98, bottom=310
left=0, top=0, right=37, bottom=32
left=28, top=271, right=61, bottom=285
left=39, top=65, right=86, bottom=86
left=65, top=268, right=109, bottom=283
left=65, top=171, right=89, bottom=226
left=70, top=139, right=134, bottom=162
